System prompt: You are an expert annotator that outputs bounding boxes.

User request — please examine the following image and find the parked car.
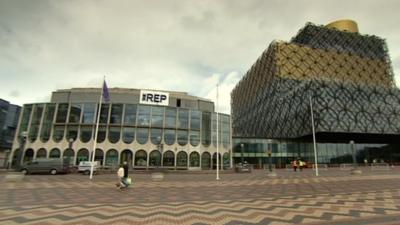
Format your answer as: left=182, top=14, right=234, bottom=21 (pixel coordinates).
left=235, top=162, right=252, bottom=173
left=20, top=158, right=70, bottom=175
left=78, top=161, right=99, bottom=175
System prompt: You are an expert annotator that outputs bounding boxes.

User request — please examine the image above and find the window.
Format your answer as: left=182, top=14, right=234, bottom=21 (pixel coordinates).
left=55, top=103, right=69, bottom=123
left=190, top=110, right=201, bottom=130
left=136, top=128, right=149, bottom=144
left=80, top=126, right=92, bottom=143
left=99, top=104, right=110, bottom=123
left=40, top=104, right=55, bottom=142
left=68, top=103, right=82, bottom=123
left=96, top=126, right=106, bottom=143
left=122, top=127, right=135, bottom=144
left=123, top=104, right=137, bottom=125
left=177, top=130, right=188, bottom=146
left=177, top=109, right=189, bottom=129
left=19, top=105, right=32, bottom=135
left=108, top=126, right=121, bottom=143
left=53, top=125, right=64, bottom=142
left=150, top=128, right=162, bottom=145
left=137, top=105, right=151, bottom=126
left=28, top=104, right=44, bottom=142
left=66, top=125, right=78, bottom=141
left=177, top=151, right=187, bottom=167
left=151, top=106, right=164, bottom=127
left=201, top=112, right=211, bottom=147
left=165, top=108, right=176, bottom=128
left=82, top=103, right=96, bottom=124
left=110, top=104, right=123, bottom=124
left=190, top=130, right=200, bottom=146
left=49, top=148, right=61, bottom=158
left=164, top=129, right=175, bottom=145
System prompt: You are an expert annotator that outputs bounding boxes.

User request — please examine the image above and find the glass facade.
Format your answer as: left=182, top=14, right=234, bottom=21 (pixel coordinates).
left=14, top=102, right=231, bottom=168
left=28, top=104, right=44, bottom=142
left=233, top=138, right=400, bottom=168
left=40, top=104, right=55, bottom=142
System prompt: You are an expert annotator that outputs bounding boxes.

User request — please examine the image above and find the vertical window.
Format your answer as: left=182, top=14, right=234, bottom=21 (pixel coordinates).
left=108, top=126, right=121, bottom=143
left=96, top=126, right=106, bottom=143
left=177, top=109, right=189, bottom=129
left=49, top=148, right=61, bottom=158
left=66, top=125, right=78, bottom=141
left=201, top=152, right=211, bottom=169
left=123, top=104, right=137, bottom=126
left=150, top=128, right=163, bottom=145
left=110, top=104, right=123, bottom=124
left=165, top=108, right=176, bottom=128
left=68, top=103, right=82, bottom=123
left=82, top=103, right=96, bottom=124
left=80, top=126, right=92, bottom=143
left=189, top=152, right=200, bottom=167
left=190, top=110, right=201, bottom=130
left=36, top=148, right=47, bottom=158
left=211, top=113, right=217, bottom=147
left=53, top=125, right=65, bottom=142
left=137, top=105, right=151, bottom=126
left=222, top=115, right=230, bottom=148
left=190, top=130, right=200, bottom=146
left=164, top=129, right=176, bottom=145
left=55, top=103, right=69, bottom=123
left=149, top=150, right=161, bottom=166
left=177, top=151, right=187, bottom=167
left=201, top=112, right=211, bottom=147
left=19, top=105, right=32, bottom=135
left=122, top=127, right=135, bottom=144
left=135, top=150, right=147, bottom=166
left=40, top=104, right=55, bottom=142
left=151, top=106, right=164, bottom=127
left=28, top=104, right=44, bottom=142
left=105, top=149, right=119, bottom=167
left=136, top=128, right=149, bottom=144
left=177, top=130, right=188, bottom=146
left=99, top=104, right=110, bottom=123
left=76, top=149, right=89, bottom=164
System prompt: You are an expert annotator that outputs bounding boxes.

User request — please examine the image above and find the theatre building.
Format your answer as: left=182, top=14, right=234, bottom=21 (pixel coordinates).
left=231, top=20, right=400, bottom=168
left=10, top=88, right=231, bottom=170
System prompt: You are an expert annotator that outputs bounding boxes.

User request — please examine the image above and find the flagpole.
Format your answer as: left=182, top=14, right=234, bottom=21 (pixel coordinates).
left=310, top=94, right=319, bottom=176
left=216, top=83, right=220, bottom=180
left=90, top=78, right=104, bottom=179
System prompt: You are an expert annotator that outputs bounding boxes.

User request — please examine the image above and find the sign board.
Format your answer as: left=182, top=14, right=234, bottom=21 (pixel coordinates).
left=139, top=90, right=169, bottom=106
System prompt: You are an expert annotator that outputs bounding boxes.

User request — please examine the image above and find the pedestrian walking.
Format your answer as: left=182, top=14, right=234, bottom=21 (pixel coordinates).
left=299, top=160, right=305, bottom=171
left=116, top=161, right=131, bottom=189
left=292, top=160, right=298, bottom=172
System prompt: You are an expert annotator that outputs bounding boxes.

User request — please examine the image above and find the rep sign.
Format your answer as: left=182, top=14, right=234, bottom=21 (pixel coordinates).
left=140, top=90, right=169, bottom=106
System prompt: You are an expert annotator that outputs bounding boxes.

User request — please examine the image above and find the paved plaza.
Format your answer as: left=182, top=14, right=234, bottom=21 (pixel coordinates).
left=0, top=167, right=400, bottom=225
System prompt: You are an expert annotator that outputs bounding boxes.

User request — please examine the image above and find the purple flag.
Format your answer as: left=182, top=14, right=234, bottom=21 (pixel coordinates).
left=102, top=80, right=110, bottom=102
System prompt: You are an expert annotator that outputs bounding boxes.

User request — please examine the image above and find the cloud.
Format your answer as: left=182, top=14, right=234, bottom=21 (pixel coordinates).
left=9, top=90, right=20, bottom=98
left=0, top=0, right=399, bottom=113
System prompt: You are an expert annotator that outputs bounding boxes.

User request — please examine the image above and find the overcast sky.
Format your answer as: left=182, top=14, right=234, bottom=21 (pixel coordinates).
left=1, top=0, right=399, bottom=114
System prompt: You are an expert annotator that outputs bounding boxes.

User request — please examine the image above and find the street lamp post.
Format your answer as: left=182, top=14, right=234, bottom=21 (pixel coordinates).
left=68, top=138, right=74, bottom=165
left=268, top=149, right=272, bottom=172
left=157, top=136, right=163, bottom=168
left=240, top=143, right=244, bottom=165
left=151, top=136, right=164, bottom=181
left=16, top=131, right=28, bottom=170
left=266, top=141, right=277, bottom=177
left=350, top=140, right=362, bottom=174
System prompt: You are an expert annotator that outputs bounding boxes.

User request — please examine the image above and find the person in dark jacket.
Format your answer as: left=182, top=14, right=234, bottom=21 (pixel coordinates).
left=123, top=161, right=128, bottom=178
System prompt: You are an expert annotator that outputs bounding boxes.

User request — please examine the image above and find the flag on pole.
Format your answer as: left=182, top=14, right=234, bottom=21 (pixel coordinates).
left=102, top=80, right=110, bottom=102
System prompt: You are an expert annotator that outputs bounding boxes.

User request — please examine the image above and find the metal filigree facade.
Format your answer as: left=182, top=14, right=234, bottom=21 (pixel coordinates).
left=231, top=23, right=400, bottom=141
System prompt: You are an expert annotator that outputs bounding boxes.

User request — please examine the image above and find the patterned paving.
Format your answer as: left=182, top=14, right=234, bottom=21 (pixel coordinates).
left=0, top=169, right=400, bottom=225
